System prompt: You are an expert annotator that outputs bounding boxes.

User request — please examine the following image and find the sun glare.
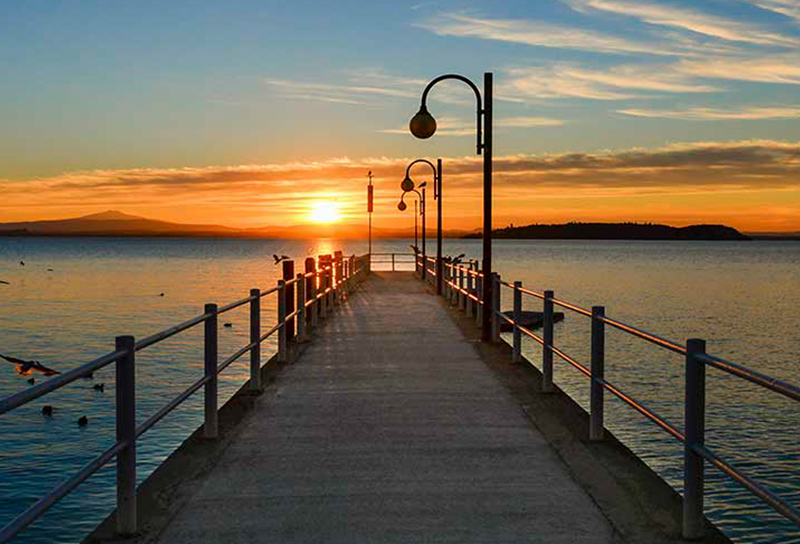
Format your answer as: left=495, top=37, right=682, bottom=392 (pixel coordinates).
left=309, top=201, right=341, bottom=224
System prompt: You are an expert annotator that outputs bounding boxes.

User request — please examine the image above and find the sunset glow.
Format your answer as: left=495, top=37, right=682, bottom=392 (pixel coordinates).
left=309, top=201, right=341, bottom=224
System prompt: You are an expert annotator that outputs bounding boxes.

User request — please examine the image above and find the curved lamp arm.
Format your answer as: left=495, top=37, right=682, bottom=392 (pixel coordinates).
left=418, top=74, right=483, bottom=155
left=404, top=158, right=440, bottom=200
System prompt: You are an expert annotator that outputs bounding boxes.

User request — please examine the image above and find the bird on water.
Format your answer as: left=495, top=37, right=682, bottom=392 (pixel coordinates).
left=1, top=354, right=61, bottom=376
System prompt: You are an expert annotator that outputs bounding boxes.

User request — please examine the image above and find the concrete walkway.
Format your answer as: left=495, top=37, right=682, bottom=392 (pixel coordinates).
left=154, top=273, right=620, bottom=543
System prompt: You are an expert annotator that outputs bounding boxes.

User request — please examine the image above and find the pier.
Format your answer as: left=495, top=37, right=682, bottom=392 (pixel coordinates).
left=1, top=251, right=798, bottom=543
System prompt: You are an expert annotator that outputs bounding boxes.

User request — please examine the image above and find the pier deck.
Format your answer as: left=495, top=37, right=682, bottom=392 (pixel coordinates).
left=152, top=272, right=619, bottom=543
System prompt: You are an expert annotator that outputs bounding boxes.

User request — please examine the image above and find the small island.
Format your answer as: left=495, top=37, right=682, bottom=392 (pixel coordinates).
left=464, top=222, right=751, bottom=241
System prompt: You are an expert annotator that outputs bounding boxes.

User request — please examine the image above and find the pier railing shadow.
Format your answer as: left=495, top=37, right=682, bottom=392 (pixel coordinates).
left=425, top=253, right=800, bottom=539
left=0, top=252, right=370, bottom=543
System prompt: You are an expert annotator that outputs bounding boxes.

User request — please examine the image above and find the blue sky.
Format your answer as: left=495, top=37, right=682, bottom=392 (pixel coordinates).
left=2, top=0, right=800, bottom=230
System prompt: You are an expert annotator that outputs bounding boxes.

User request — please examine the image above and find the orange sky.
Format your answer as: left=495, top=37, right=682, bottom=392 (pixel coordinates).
left=2, top=140, right=800, bottom=232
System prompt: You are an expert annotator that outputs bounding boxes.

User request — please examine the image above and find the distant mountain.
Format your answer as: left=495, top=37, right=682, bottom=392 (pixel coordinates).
left=465, top=222, right=752, bottom=241
left=0, top=211, right=468, bottom=239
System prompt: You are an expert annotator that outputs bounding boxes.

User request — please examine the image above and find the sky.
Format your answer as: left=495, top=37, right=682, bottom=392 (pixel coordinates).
left=1, top=0, right=800, bottom=232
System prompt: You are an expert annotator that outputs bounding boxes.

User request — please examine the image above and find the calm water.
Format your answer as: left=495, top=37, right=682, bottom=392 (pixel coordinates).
left=0, top=237, right=798, bottom=543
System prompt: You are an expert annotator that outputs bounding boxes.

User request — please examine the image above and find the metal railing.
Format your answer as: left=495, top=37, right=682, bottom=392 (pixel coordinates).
left=369, top=252, right=417, bottom=272
left=0, top=252, right=370, bottom=543
left=435, top=257, right=800, bottom=539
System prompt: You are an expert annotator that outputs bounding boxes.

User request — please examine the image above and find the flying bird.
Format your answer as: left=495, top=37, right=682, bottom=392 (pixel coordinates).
left=93, top=383, right=105, bottom=392
left=273, top=254, right=290, bottom=265
left=1, top=354, right=61, bottom=376
left=19, top=261, right=25, bottom=266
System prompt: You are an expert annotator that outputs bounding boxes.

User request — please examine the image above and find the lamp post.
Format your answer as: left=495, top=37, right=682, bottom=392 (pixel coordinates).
left=367, top=170, right=374, bottom=259
left=398, top=184, right=426, bottom=276
left=402, top=159, right=442, bottom=289
left=409, top=72, right=492, bottom=341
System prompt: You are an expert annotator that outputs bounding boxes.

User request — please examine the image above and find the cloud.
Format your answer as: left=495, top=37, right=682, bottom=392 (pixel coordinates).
left=504, top=64, right=718, bottom=101
left=618, top=105, right=800, bottom=120
left=676, top=53, right=800, bottom=84
left=415, top=12, right=694, bottom=57
left=568, top=0, right=800, bottom=46
left=745, top=0, right=800, bottom=24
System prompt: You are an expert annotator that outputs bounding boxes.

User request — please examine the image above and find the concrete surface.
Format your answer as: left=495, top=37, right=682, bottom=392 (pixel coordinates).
left=151, top=272, right=621, bottom=543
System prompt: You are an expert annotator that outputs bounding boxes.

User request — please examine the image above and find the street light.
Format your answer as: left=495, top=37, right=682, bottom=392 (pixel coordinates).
left=397, top=183, right=426, bottom=276
left=410, top=72, right=493, bottom=341
left=403, top=159, right=443, bottom=292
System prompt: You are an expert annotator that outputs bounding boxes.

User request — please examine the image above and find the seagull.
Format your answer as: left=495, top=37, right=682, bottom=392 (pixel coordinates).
left=273, top=254, right=290, bottom=265
left=47, top=268, right=54, bottom=272
left=78, top=416, right=88, bottom=426
left=19, top=261, right=25, bottom=266
left=451, top=253, right=466, bottom=265
left=93, top=383, right=105, bottom=392
left=1, top=354, right=60, bottom=376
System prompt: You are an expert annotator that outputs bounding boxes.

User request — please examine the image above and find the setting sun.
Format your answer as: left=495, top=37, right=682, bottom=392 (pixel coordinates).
left=309, top=201, right=341, bottom=224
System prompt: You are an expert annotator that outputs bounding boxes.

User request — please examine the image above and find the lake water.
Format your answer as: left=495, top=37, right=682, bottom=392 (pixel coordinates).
left=0, top=237, right=798, bottom=543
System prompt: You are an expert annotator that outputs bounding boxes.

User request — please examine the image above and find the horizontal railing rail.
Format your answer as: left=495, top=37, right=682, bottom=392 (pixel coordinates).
left=434, top=257, right=800, bottom=538
left=0, top=252, right=370, bottom=543
left=369, top=252, right=417, bottom=272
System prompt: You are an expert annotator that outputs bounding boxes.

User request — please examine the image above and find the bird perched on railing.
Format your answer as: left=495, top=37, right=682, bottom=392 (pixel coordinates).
left=1, top=354, right=61, bottom=376
left=446, top=253, right=466, bottom=266
left=273, top=254, right=290, bottom=265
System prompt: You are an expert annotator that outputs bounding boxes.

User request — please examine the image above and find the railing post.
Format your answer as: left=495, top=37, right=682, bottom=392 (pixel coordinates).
left=684, top=338, right=707, bottom=540
left=277, top=281, right=287, bottom=362
left=319, top=254, right=331, bottom=317
left=305, top=258, right=317, bottom=331
left=476, top=269, right=483, bottom=325
left=334, top=251, right=343, bottom=305
left=512, top=281, right=522, bottom=363
left=392, top=253, right=395, bottom=272
left=459, top=267, right=466, bottom=311
left=249, top=289, right=261, bottom=391
left=282, top=260, right=295, bottom=343
left=204, top=303, right=218, bottom=438
left=115, top=335, right=136, bottom=536
left=466, top=267, right=474, bottom=317
left=590, top=306, right=605, bottom=441
left=491, top=273, right=501, bottom=343
left=296, top=273, right=307, bottom=342
left=542, top=290, right=554, bottom=392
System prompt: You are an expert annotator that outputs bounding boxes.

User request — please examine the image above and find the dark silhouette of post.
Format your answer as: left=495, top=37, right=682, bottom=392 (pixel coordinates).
left=305, top=257, right=316, bottom=330
left=283, top=260, right=295, bottom=342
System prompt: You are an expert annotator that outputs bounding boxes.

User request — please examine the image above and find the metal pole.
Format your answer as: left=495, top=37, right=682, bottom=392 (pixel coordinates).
left=334, top=251, right=343, bottom=305
left=459, top=267, right=466, bottom=311
left=684, top=338, right=707, bottom=540
left=590, top=306, right=605, bottom=441
left=204, top=303, right=218, bottom=438
left=475, top=267, right=483, bottom=325
left=250, top=289, right=261, bottom=391
left=421, top=187, right=426, bottom=280
left=481, top=71, right=493, bottom=342
left=513, top=281, right=522, bottom=363
left=277, top=281, right=287, bottom=362
left=542, top=290, right=554, bottom=392
left=414, top=200, right=418, bottom=266
left=466, top=265, right=474, bottom=317
left=305, top=258, right=317, bottom=331
left=115, top=335, right=136, bottom=535
left=296, top=273, right=307, bottom=341
left=282, top=260, right=295, bottom=342
left=491, top=273, right=501, bottom=343
left=436, top=158, right=443, bottom=295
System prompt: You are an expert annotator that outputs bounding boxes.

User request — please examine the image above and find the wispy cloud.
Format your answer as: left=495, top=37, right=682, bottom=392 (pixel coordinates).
left=676, top=53, right=800, bottom=84
left=568, top=0, right=800, bottom=46
left=745, top=0, right=800, bottom=24
left=504, top=64, right=718, bottom=101
left=415, top=12, right=695, bottom=57
left=618, top=105, right=800, bottom=120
